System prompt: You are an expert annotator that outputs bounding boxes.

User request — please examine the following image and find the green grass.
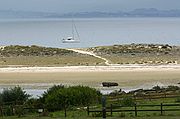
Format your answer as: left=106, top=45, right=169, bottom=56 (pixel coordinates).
left=85, top=96, right=180, bottom=118
left=0, top=100, right=180, bottom=119
left=0, top=112, right=180, bottom=119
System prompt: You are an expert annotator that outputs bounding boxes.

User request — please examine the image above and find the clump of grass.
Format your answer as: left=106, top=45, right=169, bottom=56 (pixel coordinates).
left=92, top=112, right=102, bottom=117
left=121, top=96, right=135, bottom=107
left=175, top=97, right=180, bottom=103
left=118, top=112, right=125, bottom=117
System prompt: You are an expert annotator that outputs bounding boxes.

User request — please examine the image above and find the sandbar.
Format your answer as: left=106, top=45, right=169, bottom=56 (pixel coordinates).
left=0, top=65, right=180, bottom=90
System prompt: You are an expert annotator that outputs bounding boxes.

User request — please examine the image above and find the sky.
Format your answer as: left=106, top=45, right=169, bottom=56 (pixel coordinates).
left=0, top=0, right=180, bottom=13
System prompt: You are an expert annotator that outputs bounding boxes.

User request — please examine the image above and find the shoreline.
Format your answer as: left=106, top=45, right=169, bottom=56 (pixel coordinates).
left=0, top=64, right=180, bottom=97
left=0, top=64, right=180, bottom=73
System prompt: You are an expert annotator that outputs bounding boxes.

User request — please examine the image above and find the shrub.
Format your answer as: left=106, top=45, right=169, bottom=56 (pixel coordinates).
left=0, top=86, right=30, bottom=105
left=15, top=106, right=24, bottom=117
left=1, top=45, right=74, bottom=57
left=26, top=98, right=44, bottom=113
left=92, top=112, right=102, bottom=117
left=118, top=112, right=125, bottom=117
left=4, top=106, right=13, bottom=116
left=39, top=109, right=49, bottom=117
left=175, top=97, right=180, bottom=103
left=121, top=97, right=135, bottom=107
left=41, top=85, right=102, bottom=111
left=152, top=85, right=161, bottom=91
left=167, top=86, right=180, bottom=91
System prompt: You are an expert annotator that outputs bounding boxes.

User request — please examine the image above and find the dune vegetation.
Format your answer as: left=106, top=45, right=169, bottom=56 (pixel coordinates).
left=87, top=44, right=180, bottom=64
left=0, top=44, right=180, bottom=66
left=0, top=45, right=104, bottom=67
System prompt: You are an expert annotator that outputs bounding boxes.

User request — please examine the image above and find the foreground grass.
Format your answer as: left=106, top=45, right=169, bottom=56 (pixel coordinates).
left=0, top=98, right=180, bottom=119
left=0, top=114, right=180, bottom=119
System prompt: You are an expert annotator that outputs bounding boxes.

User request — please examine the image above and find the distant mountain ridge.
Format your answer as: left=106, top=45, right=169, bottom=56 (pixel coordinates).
left=63, top=8, right=180, bottom=18
left=0, top=10, right=57, bottom=18
left=1, top=8, right=180, bottom=18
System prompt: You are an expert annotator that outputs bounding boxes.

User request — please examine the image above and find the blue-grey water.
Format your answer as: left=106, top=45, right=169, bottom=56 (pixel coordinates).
left=0, top=18, right=180, bottom=48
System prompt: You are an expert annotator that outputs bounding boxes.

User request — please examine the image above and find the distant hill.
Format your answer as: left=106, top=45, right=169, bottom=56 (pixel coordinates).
left=1, top=8, right=180, bottom=18
left=60, top=9, right=180, bottom=18
left=0, top=10, right=57, bottom=18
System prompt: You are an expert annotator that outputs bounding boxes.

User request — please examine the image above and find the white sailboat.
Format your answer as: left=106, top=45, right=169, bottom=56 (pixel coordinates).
left=62, top=19, right=80, bottom=43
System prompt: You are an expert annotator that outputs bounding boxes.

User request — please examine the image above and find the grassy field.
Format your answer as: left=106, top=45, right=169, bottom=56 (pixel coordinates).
left=1, top=105, right=180, bottom=119
left=0, top=55, right=104, bottom=67
left=1, top=115, right=180, bottom=119
left=87, top=96, right=180, bottom=118
left=0, top=107, right=180, bottom=119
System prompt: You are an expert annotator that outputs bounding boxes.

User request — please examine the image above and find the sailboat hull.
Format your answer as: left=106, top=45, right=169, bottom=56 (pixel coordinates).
left=62, top=39, right=80, bottom=43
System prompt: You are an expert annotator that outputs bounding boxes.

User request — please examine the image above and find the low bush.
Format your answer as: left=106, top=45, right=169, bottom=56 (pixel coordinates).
left=92, top=112, right=102, bottom=117
left=0, top=86, right=30, bottom=105
left=118, top=112, right=125, bottom=117
left=40, top=85, right=102, bottom=111
left=120, top=96, right=135, bottom=107
left=175, top=97, right=180, bottom=103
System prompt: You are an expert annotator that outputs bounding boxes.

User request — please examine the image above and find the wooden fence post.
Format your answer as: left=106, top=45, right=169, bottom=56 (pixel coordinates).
left=0, top=106, right=3, bottom=117
left=64, top=97, right=68, bottom=118
left=87, top=106, right=89, bottom=116
left=164, top=93, right=166, bottom=98
left=161, top=103, right=163, bottom=116
left=148, top=94, right=151, bottom=101
left=64, top=104, right=67, bottom=117
left=110, top=104, right=113, bottom=116
left=135, top=104, right=137, bottom=117
left=10, top=105, right=14, bottom=116
left=133, top=95, right=136, bottom=101
left=102, top=96, right=106, bottom=119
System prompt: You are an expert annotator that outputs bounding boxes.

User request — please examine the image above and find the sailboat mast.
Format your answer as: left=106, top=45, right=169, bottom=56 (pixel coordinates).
left=74, top=21, right=80, bottom=41
left=62, top=16, right=80, bottom=43
left=72, top=19, right=75, bottom=40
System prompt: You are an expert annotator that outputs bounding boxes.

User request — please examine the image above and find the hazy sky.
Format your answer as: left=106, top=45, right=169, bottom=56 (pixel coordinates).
left=0, top=0, right=180, bottom=13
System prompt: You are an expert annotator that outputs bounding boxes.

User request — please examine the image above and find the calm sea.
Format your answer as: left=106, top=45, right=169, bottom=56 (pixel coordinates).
left=0, top=18, right=180, bottom=48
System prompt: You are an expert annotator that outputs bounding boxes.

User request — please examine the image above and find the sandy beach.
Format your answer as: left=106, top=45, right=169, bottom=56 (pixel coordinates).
left=0, top=65, right=180, bottom=90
